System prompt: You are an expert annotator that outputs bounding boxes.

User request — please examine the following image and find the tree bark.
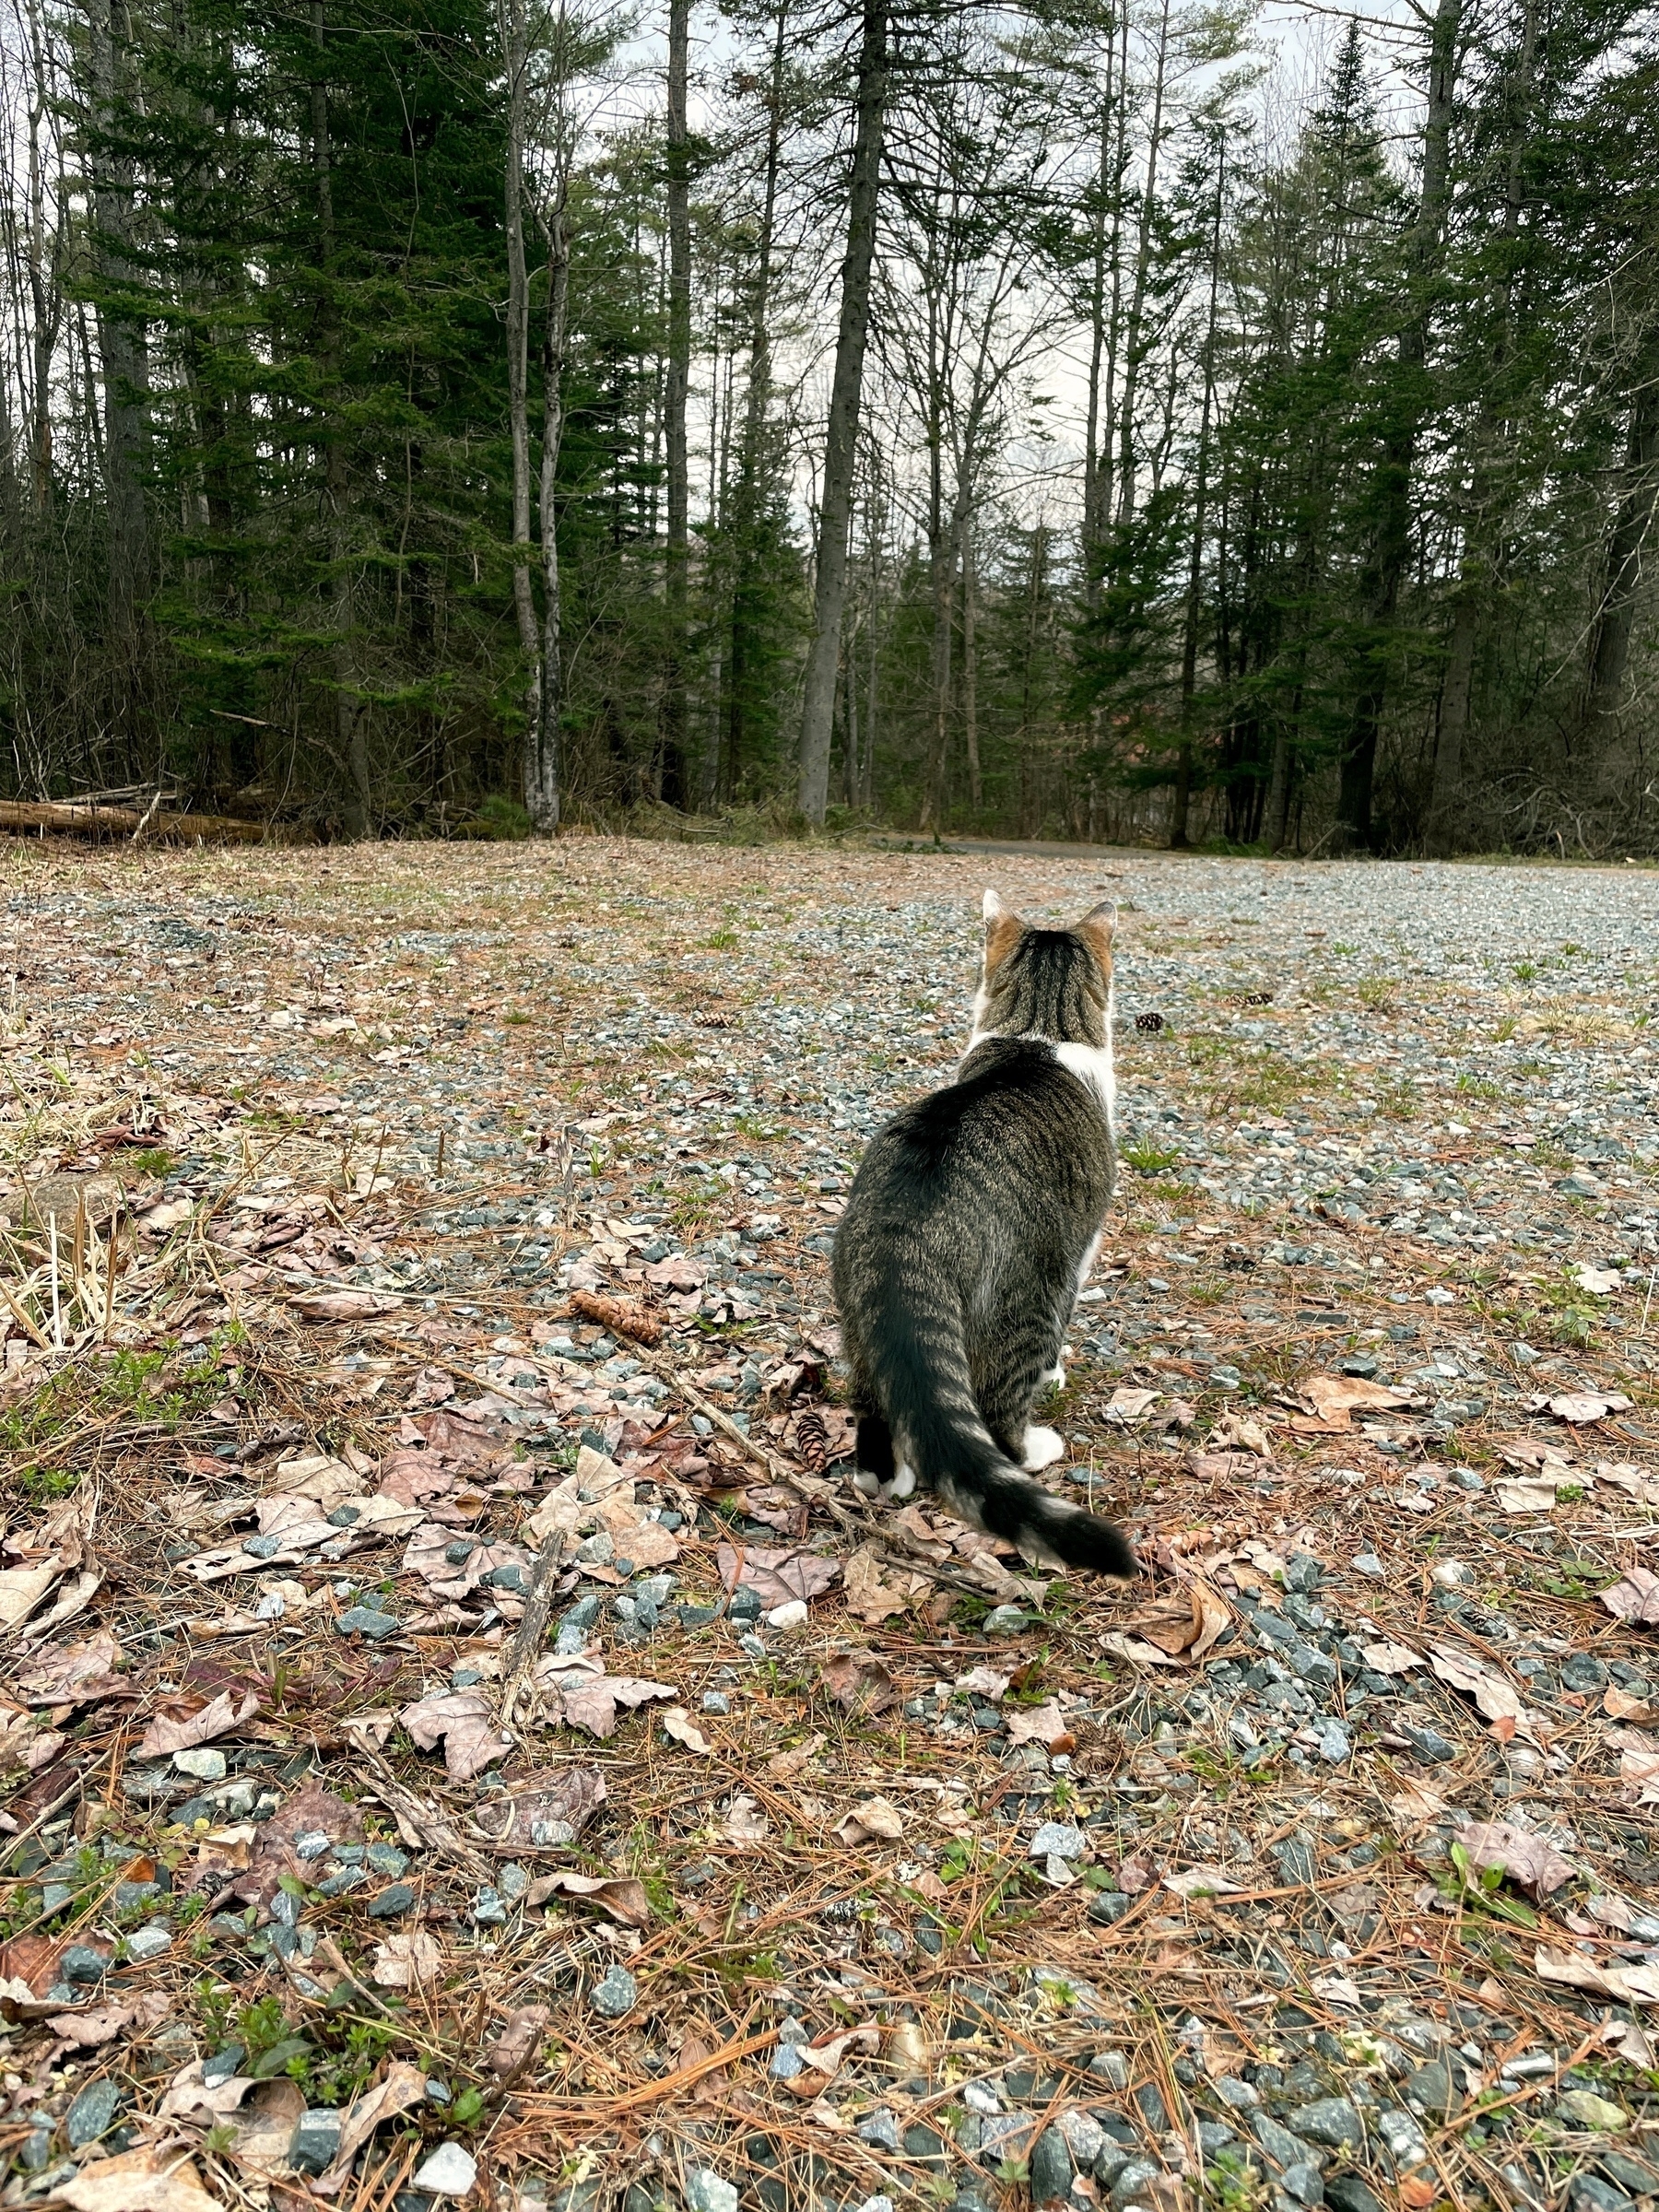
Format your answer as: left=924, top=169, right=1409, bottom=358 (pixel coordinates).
left=1114, top=0, right=1170, bottom=530
left=725, top=0, right=786, bottom=804
left=1171, top=137, right=1223, bottom=851
left=796, top=0, right=888, bottom=826
left=503, top=0, right=542, bottom=806
left=962, top=516, right=981, bottom=813
left=1583, top=366, right=1659, bottom=746
left=85, top=0, right=151, bottom=667
left=661, top=0, right=691, bottom=806
left=1334, top=0, right=1460, bottom=853
left=526, top=205, right=571, bottom=831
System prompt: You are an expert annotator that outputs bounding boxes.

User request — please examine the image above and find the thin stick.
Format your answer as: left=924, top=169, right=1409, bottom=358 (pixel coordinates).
left=367, top=1124, right=389, bottom=1194
left=1639, top=1262, right=1657, bottom=1341
left=0, top=1273, right=48, bottom=1348
left=101, top=1206, right=120, bottom=1337
left=48, top=1211, right=62, bottom=1348
left=435, top=1128, right=446, bottom=1180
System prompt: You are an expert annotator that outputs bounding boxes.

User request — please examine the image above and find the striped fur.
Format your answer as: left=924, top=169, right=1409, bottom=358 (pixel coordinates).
left=832, top=893, right=1137, bottom=1577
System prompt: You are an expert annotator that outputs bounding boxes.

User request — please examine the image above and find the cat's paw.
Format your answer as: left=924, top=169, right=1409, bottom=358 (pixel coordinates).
left=853, top=1468, right=882, bottom=1498
left=1021, top=1425, right=1065, bottom=1470
left=1043, top=1364, right=1066, bottom=1390
left=854, top=1462, right=917, bottom=1503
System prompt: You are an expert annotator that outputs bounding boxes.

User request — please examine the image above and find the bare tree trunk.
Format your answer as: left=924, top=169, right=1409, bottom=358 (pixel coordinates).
left=725, top=0, right=786, bottom=804
left=1171, top=139, right=1222, bottom=851
left=797, top=0, right=888, bottom=826
left=23, top=0, right=65, bottom=515
left=502, top=0, right=542, bottom=806
left=962, top=510, right=981, bottom=814
left=1081, top=11, right=1122, bottom=602
left=1335, top=0, right=1460, bottom=853
left=661, top=0, right=690, bottom=806
left=1583, top=366, right=1659, bottom=746
left=1114, top=0, right=1170, bottom=530
left=527, top=205, right=571, bottom=831
left=85, top=0, right=150, bottom=672
left=311, top=5, right=369, bottom=834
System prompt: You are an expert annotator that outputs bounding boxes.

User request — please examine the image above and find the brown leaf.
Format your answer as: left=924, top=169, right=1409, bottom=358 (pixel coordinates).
left=661, top=1706, right=714, bottom=1754
left=370, top=1929, right=442, bottom=1990
left=1300, top=1373, right=1415, bottom=1429
left=522, top=1870, right=652, bottom=1926
left=313, top=2063, right=429, bottom=2195
left=787, top=2023, right=880, bottom=2088
left=1600, top=1565, right=1659, bottom=1626
left=488, top=2006, right=552, bottom=2084
left=60, top=2147, right=224, bottom=2212
left=718, top=1542, right=841, bottom=1608
left=764, top=1732, right=826, bottom=1780
left=138, top=1688, right=262, bottom=1759
left=1, top=1933, right=108, bottom=2006
left=1005, top=1699, right=1075, bottom=1752
left=228, top=1779, right=364, bottom=1912
left=721, top=1793, right=770, bottom=1847
left=841, top=1543, right=920, bottom=1624
left=1361, top=1640, right=1423, bottom=1677
left=1604, top=1684, right=1659, bottom=1724
left=0, top=1564, right=60, bottom=1630
left=834, top=1796, right=905, bottom=1845
left=470, top=1765, right=606, bottom=1846
left=1535, top=1946, right=1659, bottom=2006
left=1548, top=1390, right=1632, bottom=1423
left=818, top=1651, right=898, bottom=1713
left=1455, top=1820, right=1574, bottom=1899
left=15, top=1632, right=125, bottom=1707
left=399, top=1690, right=512, bottom=1781
left=1429, top=1642, right=1541, bottom=1740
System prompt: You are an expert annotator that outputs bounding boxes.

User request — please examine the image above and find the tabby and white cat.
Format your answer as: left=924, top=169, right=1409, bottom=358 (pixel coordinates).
left=832, top=890, right=1136, bottom=1574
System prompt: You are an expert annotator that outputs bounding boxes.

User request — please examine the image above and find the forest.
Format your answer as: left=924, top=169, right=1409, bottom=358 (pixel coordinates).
left=1, top=0, right=1656, bottom=853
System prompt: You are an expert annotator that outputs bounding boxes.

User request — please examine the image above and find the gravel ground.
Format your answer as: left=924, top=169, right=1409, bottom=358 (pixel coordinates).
left=2, top=838, right=1657, bottom=2212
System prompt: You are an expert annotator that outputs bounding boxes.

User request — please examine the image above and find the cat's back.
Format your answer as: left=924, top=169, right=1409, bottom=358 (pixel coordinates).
left=863, top=1037, right=1111, bottom=1185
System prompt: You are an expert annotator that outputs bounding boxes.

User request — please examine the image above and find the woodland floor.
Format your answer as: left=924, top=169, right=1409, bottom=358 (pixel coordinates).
left=1, top=836, right=1658, bottom=2212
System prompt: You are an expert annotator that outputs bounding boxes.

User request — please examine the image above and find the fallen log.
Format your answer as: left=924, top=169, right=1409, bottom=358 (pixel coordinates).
left=0, top=798, right=282, bottom=845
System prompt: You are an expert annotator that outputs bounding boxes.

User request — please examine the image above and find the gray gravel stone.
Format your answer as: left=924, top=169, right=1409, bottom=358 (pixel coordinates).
left=335, top=1606, right=400, bottom=1639
left=65, top=2077, right=122, bottom=2148
left=288, top=2108, right=343, bottom=2174
left=1290, top=2098, right=1363, bottom=2150
left=856, top=2108, right=901, bottom=2153
left=1108, top=2158, right=1162, bottom=2208
left=1029, top=2125, right=1075, bottom=2204
left=1055, top=2109, right=1106, bottom=2167
left=591, top=1964, right=637, bottom=2018
left=1280, top=2161, right=1325, bottom=2206
left=1252, top=2113, right=1315, bottom=2170
left=1029, top=1821, right=1087, bottom=1861
left=684, top=2173, right=738, bottom=2212
left=1324, top=2181, right=1385, bottom=2212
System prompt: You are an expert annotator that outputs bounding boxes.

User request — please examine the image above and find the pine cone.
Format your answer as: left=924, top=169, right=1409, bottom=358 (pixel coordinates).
left=569, top=1289, right=660, bottom=1345
left=1135, top=1011, right=1164, bottom=1032
left=794, top=1406, right=830, bottom=1473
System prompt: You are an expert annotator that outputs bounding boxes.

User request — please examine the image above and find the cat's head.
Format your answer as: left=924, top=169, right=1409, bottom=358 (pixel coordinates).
left=971, top=889, right=1115, bottom=1046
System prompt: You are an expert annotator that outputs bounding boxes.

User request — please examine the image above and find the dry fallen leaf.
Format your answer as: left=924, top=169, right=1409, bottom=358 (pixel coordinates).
left=1604, top=1684, right=1659, bottom=1724
left=786, top=2023, right=881, bottom=2088
left=522, top=1870, right=652, bottom=1926
left=471, top=1766, right=606, bottom=1845
left=1301, top=1374, right=1415, bottom=1428
left=834, top=1795, right=905, bottom=1845
left=1495, top=1477, right=1563, bottom=1515
left=1362, top=1641, right=1423, bottom=1677
left=138, top=1688, right=262, bottom=1759
left=1454, top=1820, right=1574, bottom=1899
left=289, top=1288, right=403, bottom=1320
left=398, top=1691, right=512, bottom=1782
left=1005, top=1699, right=1075, bottom=1751
left=1163, top=1865, right=1244, bottom=1899
left=15, top=1632, right=125, bottom=1707
left=225, top=2078, right=308, bottom=2180
left=1104, top=1386, right=1160, bottom=1424
left=765, top=1732, right=826, bottom=1780
left=818, top=1651, right=898, bottom=1713
left=60, top=2147, right=223, bottom=2212
left=370, top=1929, right=443, bottom=1989
left=0, top=1564, right=60, bottom=1630
left=1547, top=1390, right=1632, bottom=1423
left=661, top=1706, right=714, bottom=1755
left=721, top=1793, right=771, bottom=1847
left=841, top=1543, right=923, bottom=1623
left=488, top=2006, right=552, bottom=2084
left=1596, top=1463, right=1659, bottom=1510
left=1600, top=1566, right=1659, bottom=1626
left=313, top=2062, right=429, bottom=2195
left=718, top=1541, right=841, bottom=1608
left=1430, top=1642, right=1541, bottom=1741
left=1535, top=1946, right=1659, bottom=2006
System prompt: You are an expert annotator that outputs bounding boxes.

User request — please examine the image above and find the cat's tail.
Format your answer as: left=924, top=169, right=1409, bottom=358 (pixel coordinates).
left=873, top=1307, right=1137, bottom=1578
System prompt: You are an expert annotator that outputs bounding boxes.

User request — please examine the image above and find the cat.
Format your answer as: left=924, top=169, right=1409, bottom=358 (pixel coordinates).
left=831, top=889, right=1137, bottom=1575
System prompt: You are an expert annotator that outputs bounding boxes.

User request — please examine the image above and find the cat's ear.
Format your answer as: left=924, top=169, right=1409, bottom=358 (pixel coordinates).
left=982, top=888, right=1024, bottom=975
left=1076, top=900, right=1116, bottom=977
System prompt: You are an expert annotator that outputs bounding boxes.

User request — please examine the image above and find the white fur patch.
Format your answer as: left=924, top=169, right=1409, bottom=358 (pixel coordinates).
left=1053, top=1039, right=1117, bottom=1132
left=854, top=1462, right=916, bottom=1502
left=1043, top=1364, right=1066, bottom=1389
left=1022, top=1425, right=1065, bottom=1470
